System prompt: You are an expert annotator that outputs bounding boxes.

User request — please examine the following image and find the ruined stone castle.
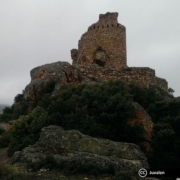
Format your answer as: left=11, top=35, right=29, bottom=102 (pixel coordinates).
left=71, top=12, right=168, bottom=92
left=24, top=12, right=169, bottom=101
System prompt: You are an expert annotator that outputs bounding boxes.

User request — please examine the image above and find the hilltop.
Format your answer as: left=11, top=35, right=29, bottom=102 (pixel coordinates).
left=0, top=12, right=179, bottom=180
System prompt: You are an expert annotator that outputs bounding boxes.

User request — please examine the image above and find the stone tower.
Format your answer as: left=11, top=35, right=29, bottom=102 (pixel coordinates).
left=71, top=12, right=127, bottom=69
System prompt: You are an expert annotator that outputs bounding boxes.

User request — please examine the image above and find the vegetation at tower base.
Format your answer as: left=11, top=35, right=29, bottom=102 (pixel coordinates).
left=0, top=81, right=179, bottom=180
left=7, top=81, right=142, bottom=156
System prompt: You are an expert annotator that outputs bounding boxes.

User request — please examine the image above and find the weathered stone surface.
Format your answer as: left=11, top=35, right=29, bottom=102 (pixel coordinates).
left=74, top=12, right=127, bottom=69
left=24, top=61, right=168, bottom=101
left=77, top=65, right=168, bottom=92
left=23, top=61, right=92, bottom=100
left=70, top=12, right=168, bottom=92
left=128, top=103, right=154, bottom=151
left=23, top=12, right=169, bottom=101
left=12, top=125, right=150, bottom=179
left=71, top=49, right=79, bottom=65
left=24, top=61, right=68, bottom=100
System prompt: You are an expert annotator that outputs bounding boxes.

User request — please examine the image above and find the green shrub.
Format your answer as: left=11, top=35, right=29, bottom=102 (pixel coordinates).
left=0, top=127, right=5, bottom=135
left=128, top=83, right=162, bottom=110
left=8, top=107, right=50, bottom=156
left=47, top=81, right=136, bottom=142
left=0, top=131, right=11, bottom=148
left=5, top=79, right=180, bottom=173
left=150, top=122, right=180, bottom=168
left=14, top=94, right=24, bottom=103
left=8, top=81, right=146, bottom=156
left=114, top=172, right=131, bottom=180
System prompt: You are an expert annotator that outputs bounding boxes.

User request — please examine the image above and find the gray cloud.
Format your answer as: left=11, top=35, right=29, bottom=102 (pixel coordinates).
left=0, top=0, right=180, bottom=105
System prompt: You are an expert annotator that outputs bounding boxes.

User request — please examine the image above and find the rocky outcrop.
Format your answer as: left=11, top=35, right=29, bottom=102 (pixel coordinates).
left=12, top=125, right=150, bottom=179
left=23, top=61, right=92, bottom=100
left=23, top=12, right=169, bottom=101
left=128, top=103, right=154, bottom=151
left=23, top=61, right=169, bottom=102
left=71, top=49, right=79, bottom=65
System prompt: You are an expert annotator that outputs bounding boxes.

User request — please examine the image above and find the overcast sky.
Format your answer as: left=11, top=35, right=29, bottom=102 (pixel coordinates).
left=0, top=0, right=180, bottom=105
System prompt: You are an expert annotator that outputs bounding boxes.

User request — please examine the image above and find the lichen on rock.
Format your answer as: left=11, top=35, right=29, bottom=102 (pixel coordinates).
left=11, top=126, right=150, bottom=178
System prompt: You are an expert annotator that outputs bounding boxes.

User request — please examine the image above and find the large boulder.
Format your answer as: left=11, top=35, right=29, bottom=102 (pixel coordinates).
left=23, top=61, right=91, bottom=100
left=12, top=125, right=152, bottom=179
left=128, top=102, right=154, bottom=151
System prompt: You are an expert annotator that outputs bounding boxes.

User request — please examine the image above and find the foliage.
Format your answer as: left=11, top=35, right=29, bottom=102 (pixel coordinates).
left=0, top=131, right=11, bottom=148
left=128, top=83, right=163, bottom=110
left=8, top=81, right=146, bottom=156
left=114, top=172, right=131, bottom=180
left=14, top=94, right=24, bottom=103
left=147, top=100, right=180, bottom=168
left=128, top=84, right=180, bottom=168
left=0, top=81, right=56, bottom=123
left=46, top=81, right=137, bottom=142
left=3, top=79, right=180, bottom=171
left=168, top=87, right=175, bottom=95
left=0, top=127, right=5, bottom=135
left=0, top=104, right=10, bottom=114
left=0, top=107, right=13, bottom=122
left=8, top=107, right=50, bottom=156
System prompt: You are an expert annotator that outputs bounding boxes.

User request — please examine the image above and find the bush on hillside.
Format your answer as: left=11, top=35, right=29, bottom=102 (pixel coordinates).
left=46, top=81, right=138, bottom=142
left=128, top=83, right=163, bottom=110
left=8, top=81, right=146, bottom=155
left=8, top=107, right=50, bottom=156
left=6, top=80, right=180, bottom=171
left=150, top=122, right=180, bottom=168
left=0, top=131, right=11, bottom=148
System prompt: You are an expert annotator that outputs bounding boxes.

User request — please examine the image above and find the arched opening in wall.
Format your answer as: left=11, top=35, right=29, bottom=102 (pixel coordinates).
left=93, top=26, right=95, bottom=29
left=112, top=24, right=113, bottom=27
left=107, top=24, right=109, bottom=28
left=94, top=47, right=107, bottom=67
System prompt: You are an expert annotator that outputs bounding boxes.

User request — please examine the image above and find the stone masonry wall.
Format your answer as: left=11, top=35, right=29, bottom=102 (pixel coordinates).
left=71, top=12, right=168, bottom=93
left=154, top=77, right=168, bottom=92
left=78, top=65, right=168, bottom=92
left=72, top=12, right=127, bottom=69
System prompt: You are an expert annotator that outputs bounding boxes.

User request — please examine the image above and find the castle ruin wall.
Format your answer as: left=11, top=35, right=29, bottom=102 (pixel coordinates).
left=71, top=12, right=168, bottom=93
left=154, top=77, right=168, bottom=92
left=74, top=13, right=127, bottom=69
left=78, top=65, right=168, bottom=91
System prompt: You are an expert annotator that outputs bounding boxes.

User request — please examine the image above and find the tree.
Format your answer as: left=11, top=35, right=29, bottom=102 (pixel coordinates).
left=168, top=87, right=174, bottom=95
left=14, top=94, right=24, bottom=103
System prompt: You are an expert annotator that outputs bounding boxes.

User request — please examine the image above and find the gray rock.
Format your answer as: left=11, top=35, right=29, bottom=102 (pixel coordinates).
left=23, top=61, right=93, bottom=100
left=12, top=125, right=151, bottom=178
